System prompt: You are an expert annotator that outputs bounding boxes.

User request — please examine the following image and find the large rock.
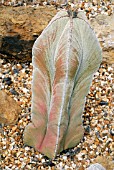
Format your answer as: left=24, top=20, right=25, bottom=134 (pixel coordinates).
left=0, top=6, right=113, bottom=64
left=0, top=90, right=21, bottom=125
left=0, top=6, right=56, bottom=62
left=89, top=13, right=114, bottom=64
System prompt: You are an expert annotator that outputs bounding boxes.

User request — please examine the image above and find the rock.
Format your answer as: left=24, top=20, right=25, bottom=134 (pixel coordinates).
left=110, top=129, right=114, bottom=136
left=88, top=163, right=106, bottom=170
left=2, top=77, right=12, bottom=85
left=0, top=6, right=57, bottom=62
left=10, top=88, right=19, bottom=95
left=89, top=13, right=114, bottom=64
left=99, top=100, right=108, bottom=106
left=12, top=68, right=19, bottom=74
left=0, top=90, right=21, bottom=125
left=84, top=125, right=90, bottom=134
left=0, top=6, right=113, bottom=64
left=92, top=156, right=114, bottom=170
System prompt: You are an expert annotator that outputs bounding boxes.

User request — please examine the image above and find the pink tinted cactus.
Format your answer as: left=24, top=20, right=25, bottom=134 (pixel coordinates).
left=24, top=10, right=102, bottom=159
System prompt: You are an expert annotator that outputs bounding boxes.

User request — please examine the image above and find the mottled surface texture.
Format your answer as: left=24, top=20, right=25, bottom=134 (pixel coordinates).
left=24, top=10, right=102, bottom=158
left=0, top=90, right=21, bottom=125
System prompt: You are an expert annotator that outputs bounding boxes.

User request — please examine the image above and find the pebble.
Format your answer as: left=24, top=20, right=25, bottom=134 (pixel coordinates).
left=12, top=68, right=19, bottom=74
left=12, top=126, right=17, bottom=132
left=110, top=129, right=114, bottom=136
left=10, top=88, right=19, bottom=95
left=84, top=125, right=90, bottom=134
left=2, top=77, right=12, bottom=85
left=102, top=130, right=109, bottom=136
left=63, top=155, right=67, bottom=161
left=99, top=100, right=109, bottom=106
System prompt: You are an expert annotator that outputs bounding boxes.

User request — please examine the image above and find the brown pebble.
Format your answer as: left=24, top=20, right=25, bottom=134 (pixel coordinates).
left=12, top=126, right=17, bottom=132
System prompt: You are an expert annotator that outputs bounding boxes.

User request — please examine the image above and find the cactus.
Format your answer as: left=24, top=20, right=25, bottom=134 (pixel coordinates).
left=24, top=10, right=102, bottom=159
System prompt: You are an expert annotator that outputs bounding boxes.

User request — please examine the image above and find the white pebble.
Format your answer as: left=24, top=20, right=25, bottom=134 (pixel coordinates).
left=22, top=88, right=28, bottom=94
left=41, top=159, right=45, bottom=163
left=63, top=155, right=67, bottom=161
left=94, top=72, right=99, bottom=76
left=64, top=165, right=70, bottom=169
left=108, top=67, right=113, bottom=72
left=58, top=162, right=63, bottom=168
left=72, top=163, right=76, bottom=168
left=77, top=153, right=83, bottom=160
left=21, top=162, right=26, bottom=168
left=20, top=158, right=24, bottom=161
left=5, top=167, right=11, bottom=170
left=96, top=152, right=99, bottom=155
left=3, top=145, right=6, bottom=149
left=25, top=146, right=30, bottom=151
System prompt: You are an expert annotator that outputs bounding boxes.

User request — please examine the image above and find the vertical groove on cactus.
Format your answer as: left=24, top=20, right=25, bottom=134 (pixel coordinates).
left=24, top=10, right=102, bottom=159
left=54, top=16, right=73, bottom=156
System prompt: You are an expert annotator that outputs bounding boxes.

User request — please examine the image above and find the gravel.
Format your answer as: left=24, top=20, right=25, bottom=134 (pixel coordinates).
left=0, top=57, right=113, bottom=169
left=0, top=0, right=114, bottom=19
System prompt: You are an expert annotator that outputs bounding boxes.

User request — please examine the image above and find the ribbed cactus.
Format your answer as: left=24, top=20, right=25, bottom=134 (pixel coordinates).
left=24, top=10, right=102, bottom=159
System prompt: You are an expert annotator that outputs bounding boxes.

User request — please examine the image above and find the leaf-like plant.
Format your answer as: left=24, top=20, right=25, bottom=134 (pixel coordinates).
left=24, top=10, right=102, bottom=159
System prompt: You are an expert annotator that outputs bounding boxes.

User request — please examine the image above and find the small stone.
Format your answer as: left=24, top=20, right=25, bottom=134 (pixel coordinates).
left=10, top=88, right=19, bottom=95
left=25, top=146, right=30, bottom=151
left=17, top=64, right=22, bottom=70
left=107, top=10, right=111, bottom=16
left=82, top=149, right=87, bottom=154
left=12, top=68, right=19, bottom=74
left=25, top=70, right=30, bottom=74
left=77, top=153, right=83, bottom=161
left=99, top=100, right=108, bottom=106
left=64, top=165, right=69, bottom=169
left=93, top=144, right=97, bottom=149
left=63, top=155, right=67, bottom=161
left=12, top=126, right=17, bottom=132
left=110, top=129, right=114, bottom=136
left=43, top=161, right=55, bottom=167
left=72, top=163, right=76, bottom=168
left=85, top=126, right=90, bottom=134
left=95, top=131, right=101, bottom=139
left=91, top=120, right=98, bottom=127
left=102, top=130, right=108, bottom=136
left=2, top=77, right=12, bottom=85
left=22, top=88, right=28, bottom=94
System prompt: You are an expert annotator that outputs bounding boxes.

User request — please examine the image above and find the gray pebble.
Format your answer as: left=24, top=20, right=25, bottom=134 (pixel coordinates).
left=10, top=88, right=19, bottom=95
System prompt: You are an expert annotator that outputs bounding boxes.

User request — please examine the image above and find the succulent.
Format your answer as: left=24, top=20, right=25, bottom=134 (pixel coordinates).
left=88, top=163, right=106, bottom=170
left=24, top=10, right=102, bottom=159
